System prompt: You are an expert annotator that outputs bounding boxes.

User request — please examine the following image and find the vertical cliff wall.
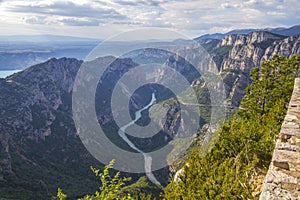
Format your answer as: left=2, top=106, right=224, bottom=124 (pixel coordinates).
left=260, top=78, right=300, bottom=199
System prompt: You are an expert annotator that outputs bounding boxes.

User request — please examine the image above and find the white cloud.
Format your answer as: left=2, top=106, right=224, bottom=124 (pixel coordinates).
left=4, top=1, right=125, bottom=19
left=0, top=0, right=299, bottom=39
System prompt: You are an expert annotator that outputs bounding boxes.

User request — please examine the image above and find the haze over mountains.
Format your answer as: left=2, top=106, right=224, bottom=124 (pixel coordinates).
left=0, top=25, right=299, bottom=71
left=0, top=35, right=100, bottom=70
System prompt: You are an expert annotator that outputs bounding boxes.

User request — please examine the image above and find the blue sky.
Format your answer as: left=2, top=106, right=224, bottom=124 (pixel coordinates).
left=0, top=0, right=299, bottom=39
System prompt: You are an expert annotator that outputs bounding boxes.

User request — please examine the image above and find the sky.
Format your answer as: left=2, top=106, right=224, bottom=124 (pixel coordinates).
left=0, top=0, right=299, bottom=39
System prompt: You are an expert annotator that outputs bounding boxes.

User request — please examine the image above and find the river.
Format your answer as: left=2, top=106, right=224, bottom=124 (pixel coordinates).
left=118, top=92, right=161, bottom=185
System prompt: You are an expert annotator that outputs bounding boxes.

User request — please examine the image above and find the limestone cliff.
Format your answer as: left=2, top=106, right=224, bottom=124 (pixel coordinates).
left=0, top=30, right=299, bottom=199
left=204, top=32, right=300, bottom=107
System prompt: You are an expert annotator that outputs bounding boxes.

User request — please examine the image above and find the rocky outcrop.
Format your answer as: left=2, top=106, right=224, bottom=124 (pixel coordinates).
left=220, top=31, right=283, bottom=47
left=0, top=29, right=299, bottom=198
left=220, top=32, right=282, bottom=73
left=0, top=58, right=82, bottom=181
left=211, top=32, right=300, bottom=107
left=260, top=78, right=300, bottom=200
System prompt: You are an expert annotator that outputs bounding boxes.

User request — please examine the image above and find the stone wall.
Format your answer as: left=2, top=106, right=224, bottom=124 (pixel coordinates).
left=260, top=78, right=300, bottom=200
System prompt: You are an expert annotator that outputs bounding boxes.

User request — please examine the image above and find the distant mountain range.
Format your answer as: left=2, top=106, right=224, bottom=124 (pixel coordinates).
left=0, top=35, right=101, bottom=70
left=0, top=25, right=299, bottom=71
left=194, top=24, right=300, bottom=41
left=1, top=25, right=299, bottom=43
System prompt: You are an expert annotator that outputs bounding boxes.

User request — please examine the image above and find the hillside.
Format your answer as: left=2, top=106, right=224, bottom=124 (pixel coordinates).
left=0, top=30, right=299, bottom=199
left=164, top=55, right=300, bottom=199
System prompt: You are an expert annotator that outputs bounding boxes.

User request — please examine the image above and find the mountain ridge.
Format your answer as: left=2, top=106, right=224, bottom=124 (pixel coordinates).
left=0, top=29, right=300, bottom=199
left=194, top=24, right=300, bottom=41
left=199, top=32, right=300, bottom=107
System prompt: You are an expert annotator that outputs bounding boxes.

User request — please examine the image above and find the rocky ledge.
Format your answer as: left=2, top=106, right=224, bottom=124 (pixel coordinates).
left=260, top=78, right=300, bottom=200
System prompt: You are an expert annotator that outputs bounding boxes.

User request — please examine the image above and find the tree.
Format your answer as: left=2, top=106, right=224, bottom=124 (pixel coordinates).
left=241, top=55, right=300, bottom=122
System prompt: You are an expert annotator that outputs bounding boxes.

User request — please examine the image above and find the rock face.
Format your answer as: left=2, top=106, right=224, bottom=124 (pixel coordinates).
left=220, top=32, right=283, bottom=73
left=0, top=57, right=81, bottom=176
left=260, top=78, right=300, bottom=200
left=203, top=32, right=300, bottom=107
left=0, top=30, right=299, bottom=199
left=0, top=55, right=190, bottom=198
left=0, top=58, right=102, bottom=199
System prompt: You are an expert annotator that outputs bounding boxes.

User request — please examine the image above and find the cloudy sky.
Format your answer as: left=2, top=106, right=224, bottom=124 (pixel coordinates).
left=0, top=0, right=299, bottom=39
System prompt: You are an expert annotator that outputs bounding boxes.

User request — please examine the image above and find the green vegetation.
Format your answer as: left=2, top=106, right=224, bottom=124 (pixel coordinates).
left=119, top=176, right=163, bottom=200
left=164, top=55, right=300, bottom=199
left=252, top=33, right=285, bottom=49
left=56, top=160, right=132, bottom=200
left=56, top=55, right=300, bottom=200
left=6, top=55, right=300, bottom=200
left=0, top=110, right=103, bottom=200
left=211, top=45, right=233, bottom=58
left=211, top=45, right=233, bottom=70
left=253, top=39, right=277, bottom=49
left=4, top=135, right=101, bottom=200
left=200, top=39, right=220, bottom=53
left=56, top=160, right=162, bottom=200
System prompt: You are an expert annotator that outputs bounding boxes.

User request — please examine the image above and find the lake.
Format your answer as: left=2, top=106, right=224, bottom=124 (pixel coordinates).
left=0, top=70, right=21, bottom=78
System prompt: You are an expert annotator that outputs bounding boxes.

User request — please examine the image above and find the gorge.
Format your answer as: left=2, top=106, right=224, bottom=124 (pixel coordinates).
left=0, top=28, right=299, bottom=199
